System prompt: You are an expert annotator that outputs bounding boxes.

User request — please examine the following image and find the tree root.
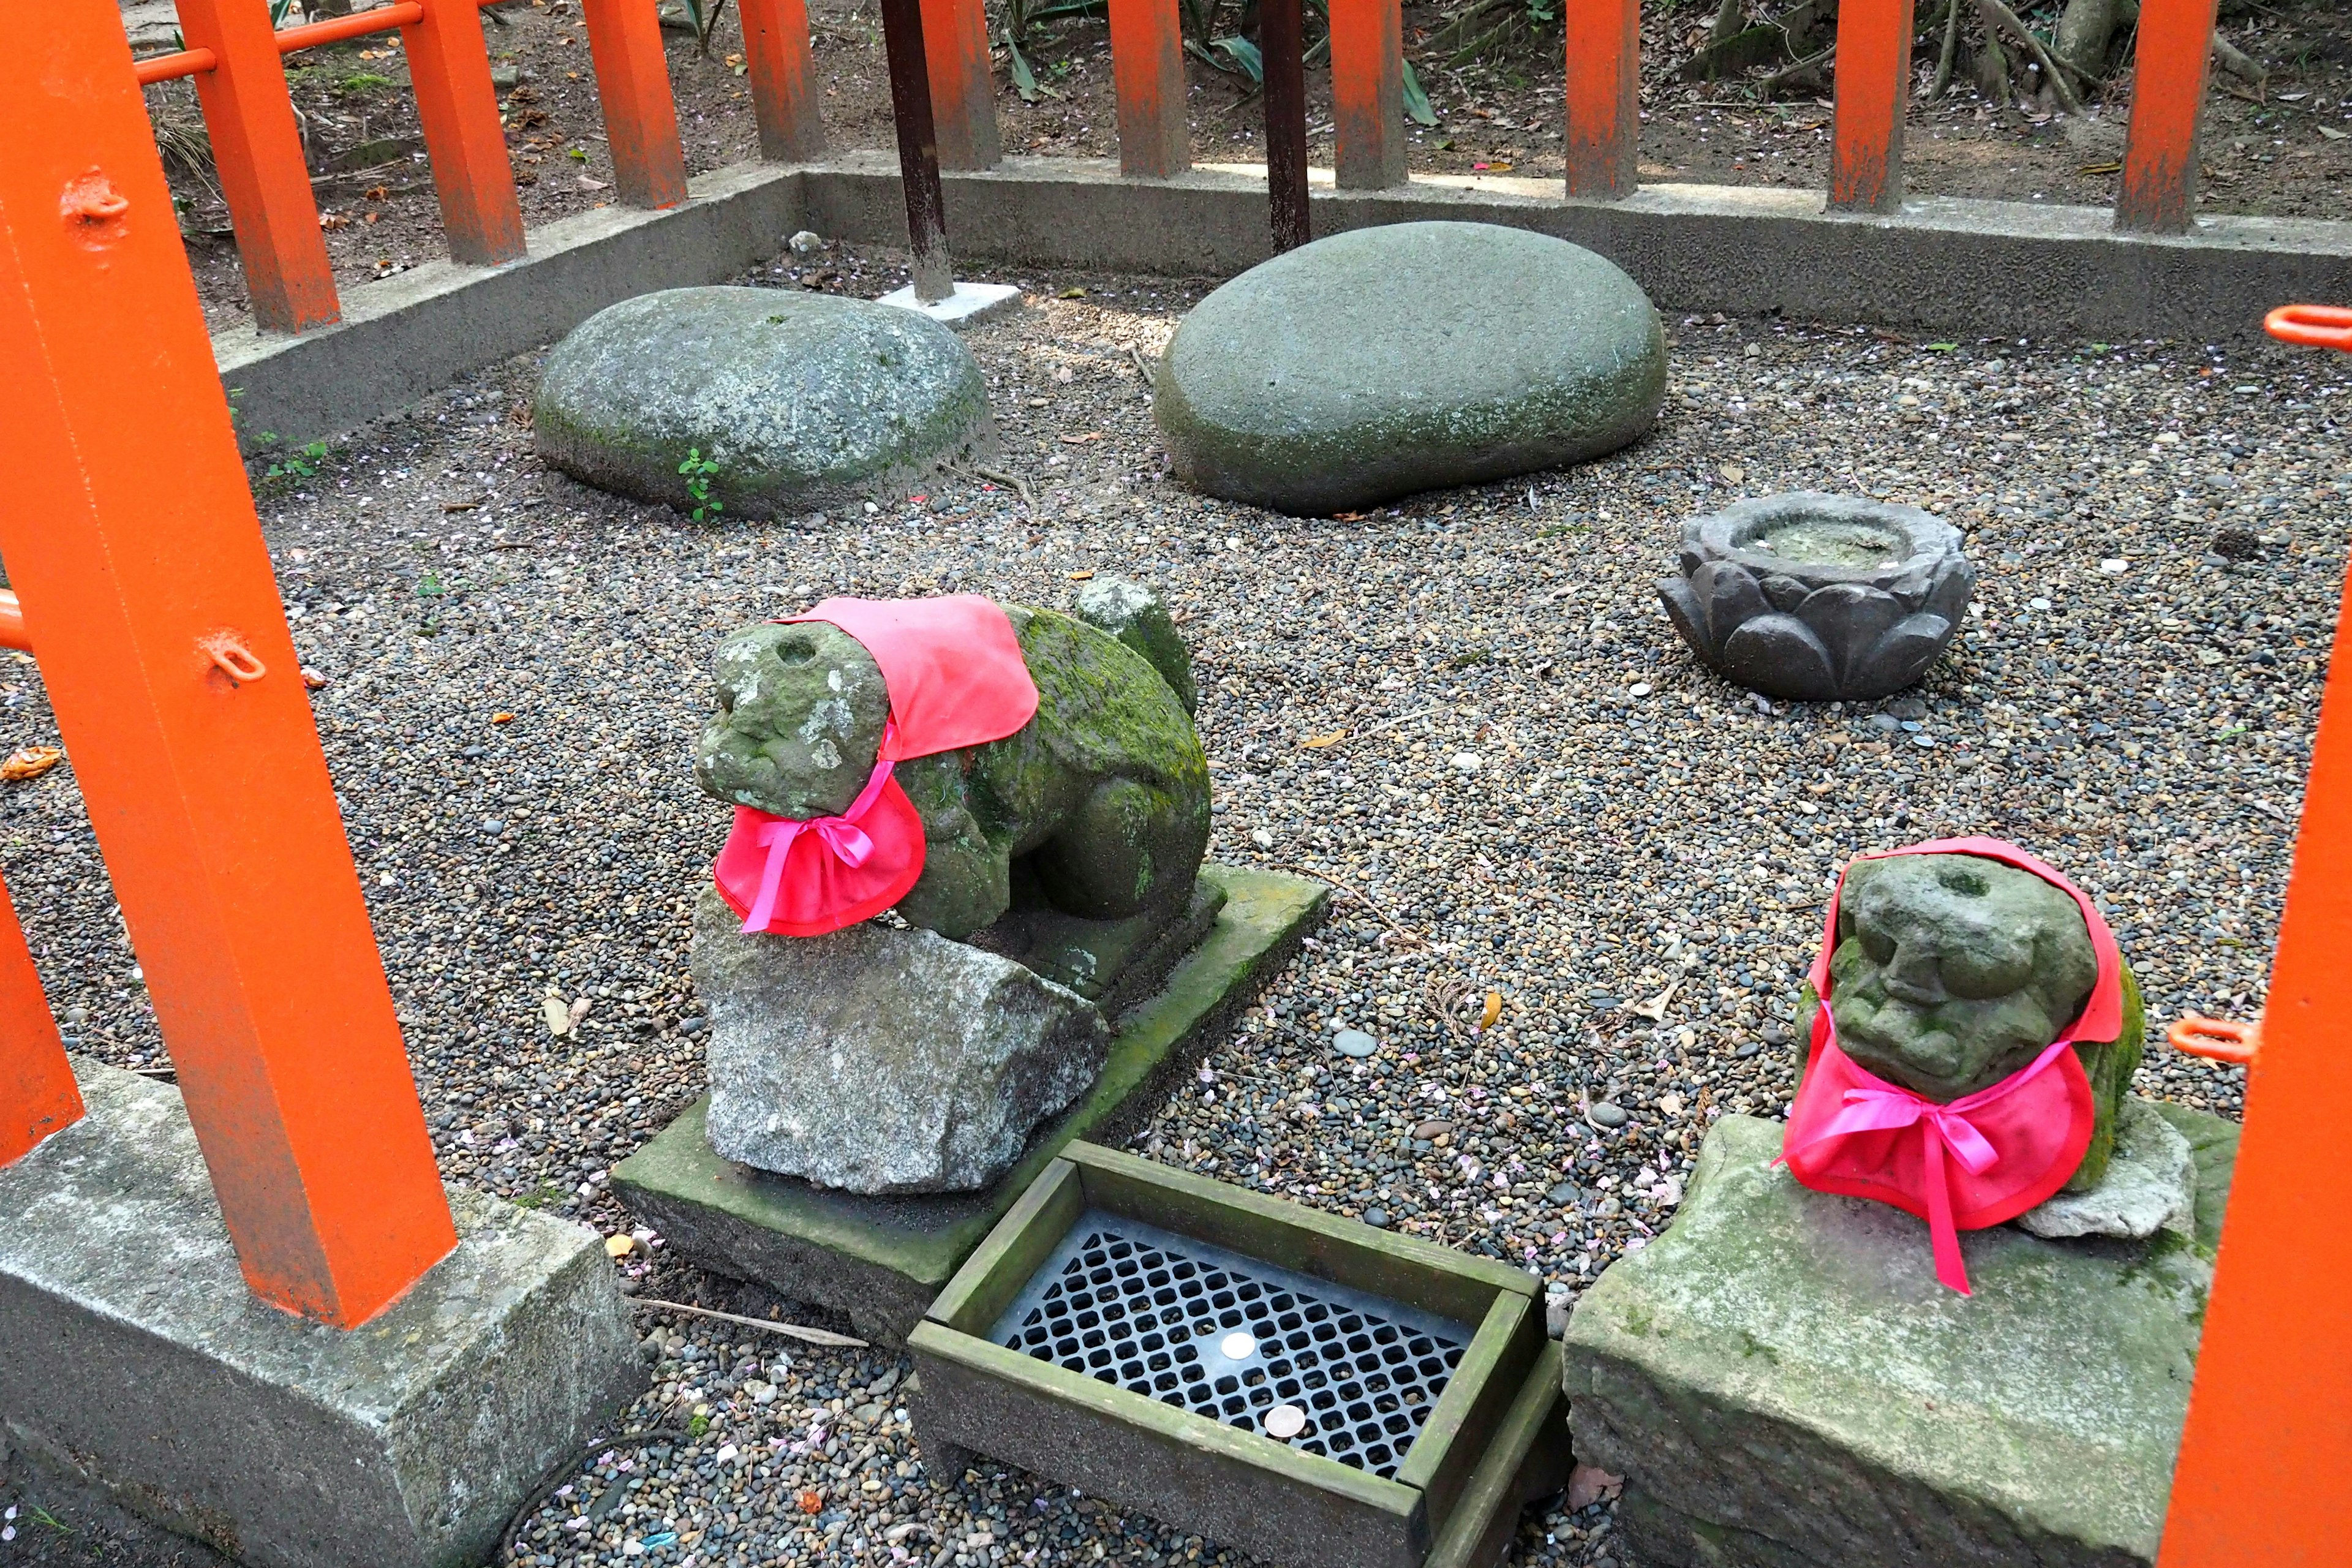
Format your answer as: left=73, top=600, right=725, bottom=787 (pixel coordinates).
left=1975, top=0, right=2086, bottom=113
left=2211, top=31, right=2266, bottom=88
left=1931, top=0, right=1965, bottom=98
left=1757, top=45, right=1833, bottom=100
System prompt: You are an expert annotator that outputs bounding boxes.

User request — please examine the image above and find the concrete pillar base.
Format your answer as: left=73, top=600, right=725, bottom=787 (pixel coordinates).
left=0, top=1063, right=646, bottom=1568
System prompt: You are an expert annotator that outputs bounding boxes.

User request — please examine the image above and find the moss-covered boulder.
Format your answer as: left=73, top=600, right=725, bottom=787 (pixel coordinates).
left=533, top=286, right=994, bottom=521
left=1153, top=221, right=1665, bottom=516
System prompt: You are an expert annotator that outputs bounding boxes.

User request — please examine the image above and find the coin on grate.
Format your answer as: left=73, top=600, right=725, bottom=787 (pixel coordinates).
left=1264, top=1403, right=1308, bottom=1440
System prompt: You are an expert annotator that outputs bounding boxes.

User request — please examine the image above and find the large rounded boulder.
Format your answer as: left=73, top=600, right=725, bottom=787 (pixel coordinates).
left=1153, top=222, right=1665, bottom=515
left=533, top=286, right=994, bottom=520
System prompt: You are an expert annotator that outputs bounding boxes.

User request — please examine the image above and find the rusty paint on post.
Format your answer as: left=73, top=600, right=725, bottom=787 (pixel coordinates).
left=921, top=0, right=1000, bottom=170
left=0, top=871, right=81, bottom=1170
left=1262, top=0, right=1310, bottom=251
left=1828, top=0, right=1915, bottom=213
left=739, top=0, right=828, bottom=162
left=0, top=0, right=457, bottom=1327
left=1563, top=0, right=1640, bottom=199
left=880, top=0, right=954, bottom=300
left=170, top=0, right=341, bottom=333
left=1109, top=0, right=1189, bottom=179
left=401, top=0, right=527, bottom=264
left=1329, top=0, right=1404, bottom=190
left=2114, top=0, right=2219, bottom=235
left=582, top=0, right=691, bottom=208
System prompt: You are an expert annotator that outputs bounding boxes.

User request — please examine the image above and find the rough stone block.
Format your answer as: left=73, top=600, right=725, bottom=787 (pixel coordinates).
left=1560, top=1108, right=2238, bottom=1568
left=0, top=1063, right=645, bottom=1568
left=614, top=864, right=1327, bottom=1344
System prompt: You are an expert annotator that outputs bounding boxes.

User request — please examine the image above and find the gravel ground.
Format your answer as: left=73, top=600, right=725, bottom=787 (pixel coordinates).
left=3, top=247, right=2345, bottom=1568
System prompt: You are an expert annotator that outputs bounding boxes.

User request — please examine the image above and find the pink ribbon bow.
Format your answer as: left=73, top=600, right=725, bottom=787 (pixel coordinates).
left=1788, top=1037, right=2075, bottom=1295
left=740, top=754, right=897, bottom=934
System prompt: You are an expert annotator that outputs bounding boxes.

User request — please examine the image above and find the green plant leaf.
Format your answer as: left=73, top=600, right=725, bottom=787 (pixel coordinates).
left=1005, top=34, right=1042, bottom=102
left=1212, top=34, right=1263, bottom=83
left=1401, top=58, right=1439, bottom=126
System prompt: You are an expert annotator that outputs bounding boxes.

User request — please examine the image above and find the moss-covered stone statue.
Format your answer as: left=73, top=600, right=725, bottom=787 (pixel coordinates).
left=1812, top=852, right=2144, bottom=1193
left=695, top=581, right=1213, bottom=1006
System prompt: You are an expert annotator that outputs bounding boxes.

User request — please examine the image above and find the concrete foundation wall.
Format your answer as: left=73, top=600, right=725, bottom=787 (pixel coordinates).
left=217, top=150, right=2352, bottom=452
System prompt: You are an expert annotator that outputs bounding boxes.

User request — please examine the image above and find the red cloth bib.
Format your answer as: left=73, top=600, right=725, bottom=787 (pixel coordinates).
left=711, top=597, right=1040, bottom=938
left=1782, top=837, right=2120, bottom=1294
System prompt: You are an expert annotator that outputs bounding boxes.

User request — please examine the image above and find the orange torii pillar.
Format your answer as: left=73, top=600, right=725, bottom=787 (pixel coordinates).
left=0, top=872, right=80, bottom=1170
left=1330, top=0, right=1406, bottom=189
left=1110, top=0, right=1189, bottom=178
left=742, top=0, right=829, bottom=161
left=1828, top=0, right=1915, bottom=213
left=0, top=1, right=456, bottom=1329
left=582, top=0, right=691, bottom=208
left=923, top=0, right=1000, bottom=168
left=2157, top=434, right=2352, bottom=1553
left=2114, top=0, right=2220, bottom=234
left=1564, top=0, right=1640, bottom=199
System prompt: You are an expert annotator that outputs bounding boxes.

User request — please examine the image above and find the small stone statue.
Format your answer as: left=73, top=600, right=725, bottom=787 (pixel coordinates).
left=1819, top=852, right=2143, bottom=1193
left=686, top=582, right=1221, bottom=1194
left=697, top=595, right=1210, bottom=944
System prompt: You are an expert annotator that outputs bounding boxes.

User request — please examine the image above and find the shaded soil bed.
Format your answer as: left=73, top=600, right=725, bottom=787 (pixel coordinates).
left=148, top=0, right=2352, bottom=328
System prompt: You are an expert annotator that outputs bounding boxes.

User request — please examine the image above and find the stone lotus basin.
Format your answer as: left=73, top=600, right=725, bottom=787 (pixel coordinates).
left=1656, top=492, right=1973, bottom=701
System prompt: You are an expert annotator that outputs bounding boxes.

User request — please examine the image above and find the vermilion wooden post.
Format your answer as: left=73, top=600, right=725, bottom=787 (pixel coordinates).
left=0, top=872, right=81, bottom=1170
left=921, top=0, right=1000, bottom=170
left=401, top=0, right=528, bottom=262
left=582, top=0, right=691, bottom=208
left=1262, top=0, right=1310, bottom=251
left=1564, top=0, right=1640, bottom=198
left=1329, top=0, right=1404, bottom=189
left=1109, top=0, right=1189, bottom=178
left=739, top=0, right=827, bottom=162
left=2157, top=575, right=2352, bottom=1551
left=1827, top=0, right=1915, bottom=213
left=2115, top=0, right=2219, bottom=234
left=0, top=0, right=458, bottom=1328
left=171, top=0, right=341, bottom=332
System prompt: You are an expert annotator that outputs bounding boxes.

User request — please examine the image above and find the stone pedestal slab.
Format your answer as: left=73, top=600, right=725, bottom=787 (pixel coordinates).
left=1561, top=1108, right=2239, bottom=1568
left=0, top=1063, right=645, bottom=1568
left=614, top=864, right=1327, bottom=1344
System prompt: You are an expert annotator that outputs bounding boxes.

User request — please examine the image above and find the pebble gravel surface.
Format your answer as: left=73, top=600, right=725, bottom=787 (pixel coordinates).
left=2, top=246, right=2344, bottom=1568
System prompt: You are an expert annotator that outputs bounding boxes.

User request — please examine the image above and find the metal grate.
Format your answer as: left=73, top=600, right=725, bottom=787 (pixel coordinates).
left=988, top=1210, right=1472, bottom=1479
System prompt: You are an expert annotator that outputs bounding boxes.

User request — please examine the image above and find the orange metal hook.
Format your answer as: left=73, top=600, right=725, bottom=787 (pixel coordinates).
left=2168, top=1014, right=2260, bottom=1065
left=2264, top=305, right=2352, bottom=353
left=201, top=635, right=268, bottom=685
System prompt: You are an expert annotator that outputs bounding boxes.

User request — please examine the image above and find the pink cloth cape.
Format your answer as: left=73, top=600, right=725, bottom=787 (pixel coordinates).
left=710, top=596, right=1040, bottom=938
left=1781, top=836, right=2122, bottom=1295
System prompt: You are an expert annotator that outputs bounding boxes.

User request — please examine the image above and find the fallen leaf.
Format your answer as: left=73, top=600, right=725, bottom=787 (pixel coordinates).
left=797, top=1490, right=824, bottom=1515
left=320, top=212, right=352, bottom=230
left=1632, top=977, right=1683, bottom=1021
left=441, top=496, right=484, bottom=512
left=1058, top=431, right=1105, bottom=445
left=567, top=997, right=592, bottom=1031
left=1566, top=1463, right=1624, bottom=1510
left=2321, top=126, right=2349, bottom=141
left=492, top=711, right=516, bottom=724
left=1479, top=991, right=1502, bottom=1030
left=1718, top=462, right=1746, bottom=483
left=577, top=175, right=609, bottom=190
left=1056, top=287, right=1087, bottom=298
left=542, top=993, right=572, bottom=1036
left=2078, top=160, right=2122, bottom=174
left=1065, top=570, right=1096, bottom=580
left=1300, top=731, right=1346, bottom=748
left=300, top=666, right=329, bottom=690
left=1, top=746, right=62, bottom=782
left=364, top=184, right=390, bottom=202
left=605, top=1233, right=639, bottom=1259
left=1330, top=511, right=1366, bottom=521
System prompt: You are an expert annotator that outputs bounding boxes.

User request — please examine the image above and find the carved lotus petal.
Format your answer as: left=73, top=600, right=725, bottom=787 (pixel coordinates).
left=1691, top=559, right=1768, bottom=647
left=1719, top=612, right=1839, bottom=702
left=1796, top=582, right=1904, bottom=685
left=1656, top=576, right=1711, bottom=662
left=1849, top=612, right=1954, bottom=697
left=1760, top=573, right=1812, bottom=612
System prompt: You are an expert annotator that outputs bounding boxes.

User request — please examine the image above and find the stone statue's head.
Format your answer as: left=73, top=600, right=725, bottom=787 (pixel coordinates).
left=694, top=621, right=890, bottom=820
left=1828, top=853, right=2097, bottom=1101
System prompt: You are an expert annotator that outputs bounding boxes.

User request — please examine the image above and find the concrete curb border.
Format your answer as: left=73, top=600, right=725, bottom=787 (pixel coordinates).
left=219, top=149, right=2352, bottom=451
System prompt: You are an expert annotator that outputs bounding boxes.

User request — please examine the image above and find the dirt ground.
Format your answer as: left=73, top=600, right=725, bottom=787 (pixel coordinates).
left=148, top=0, right=2352, bottom=330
